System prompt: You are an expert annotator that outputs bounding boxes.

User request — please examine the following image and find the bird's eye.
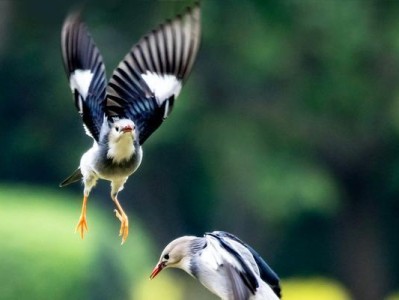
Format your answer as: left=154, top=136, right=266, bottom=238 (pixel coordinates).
left=163, top=254, right=169, bottom=260
left=115, top=126, right=120, bottom=132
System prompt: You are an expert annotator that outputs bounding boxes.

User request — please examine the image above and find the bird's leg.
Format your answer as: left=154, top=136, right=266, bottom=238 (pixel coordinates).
left=75, top=195, right=89, bottom=239
left=112, top=195, right=129, bottom=244
left=111, top=179, right=129, bottom=244
left=75, top=174, right=97, bottom=239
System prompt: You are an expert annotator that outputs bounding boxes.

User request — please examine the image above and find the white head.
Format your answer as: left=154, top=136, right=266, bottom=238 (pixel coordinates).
left=108, top=119, right=136, bottom=143
left=150, top=236, right=198, bottom=279
left=106, top=118, right=137, bottom=163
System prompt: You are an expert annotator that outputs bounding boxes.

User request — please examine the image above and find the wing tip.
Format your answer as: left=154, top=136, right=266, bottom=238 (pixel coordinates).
left=61, top=6, right=85, bottom=40
left=63, top=4, right=86, bottom=23
left=190, top=1, right=201, bottom=15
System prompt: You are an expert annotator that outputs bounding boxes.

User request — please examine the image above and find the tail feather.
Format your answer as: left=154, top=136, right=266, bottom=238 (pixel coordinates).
left=59, top=168, right=83, bottom=187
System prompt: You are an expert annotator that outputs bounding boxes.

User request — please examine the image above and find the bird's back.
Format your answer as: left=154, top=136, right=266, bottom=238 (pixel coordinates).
left=195, top=233, right=280, bottom=300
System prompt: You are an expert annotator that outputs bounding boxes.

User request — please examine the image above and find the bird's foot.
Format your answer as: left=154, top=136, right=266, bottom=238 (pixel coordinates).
left=75, top=214, right=88, bottom=239
left=114, top=209, right=129, bottom=244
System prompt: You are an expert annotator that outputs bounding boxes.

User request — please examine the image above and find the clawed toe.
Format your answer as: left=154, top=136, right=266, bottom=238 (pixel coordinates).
left=75, top=215, right=88, bottom=239
left=75, top=195, right=88, bottom=239
left=114, top=209, right=129, bottom=244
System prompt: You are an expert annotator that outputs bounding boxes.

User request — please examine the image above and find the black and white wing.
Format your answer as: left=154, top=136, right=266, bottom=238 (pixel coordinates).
left=205, top=232, right=260, bottom=299
left=106, top=4, right=201, bottom=145
left=210, top=231, right=282, bottom=299
left=61, top=12, right=107, bottom=142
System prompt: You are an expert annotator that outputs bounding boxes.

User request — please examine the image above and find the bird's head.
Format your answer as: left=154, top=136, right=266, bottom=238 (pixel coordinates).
left=108, top=119, right=136, bottom=143
left=150, top=236, right=198, bottom=279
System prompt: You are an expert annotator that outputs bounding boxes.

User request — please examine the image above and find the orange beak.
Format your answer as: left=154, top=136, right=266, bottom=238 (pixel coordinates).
left=121, top=125, right=133, bottom=133
left=150, top=262, right=164, bottom=279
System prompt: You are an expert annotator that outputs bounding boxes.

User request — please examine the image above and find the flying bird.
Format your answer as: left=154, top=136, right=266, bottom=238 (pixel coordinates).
left=60, top=4, right=201, bottom=244
left=150, top=231, right=281, bottom=300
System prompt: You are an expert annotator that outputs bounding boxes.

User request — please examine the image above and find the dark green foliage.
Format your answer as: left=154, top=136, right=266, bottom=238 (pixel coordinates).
left=1, top=1, right=399, bottom=299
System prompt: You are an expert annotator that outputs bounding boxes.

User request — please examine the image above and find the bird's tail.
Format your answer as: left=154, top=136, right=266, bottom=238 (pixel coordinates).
left=59, top=168, right=83, bottom=187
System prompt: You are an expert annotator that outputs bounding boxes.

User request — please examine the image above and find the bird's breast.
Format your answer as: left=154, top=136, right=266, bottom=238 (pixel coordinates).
left=95, top=146, right=143, bottom=179
left=107, top=136, right=136, bottom=164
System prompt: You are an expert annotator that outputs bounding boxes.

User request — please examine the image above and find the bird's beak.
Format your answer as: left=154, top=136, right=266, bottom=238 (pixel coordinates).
left=150, top=262, right=164, bottom=279
left=121, top=125, right=133, bottom=133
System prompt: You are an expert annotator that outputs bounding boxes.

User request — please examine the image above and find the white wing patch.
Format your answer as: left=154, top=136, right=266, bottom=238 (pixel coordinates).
left=228, top=239, right=261, bottom=276
left=141, top=71, right=182, bottom=104
left=70, top=69, right=94, bottom=100
left=205, top=235, right=254, bottom=275
left=202, top=237, right=224, bottom=271
left=82, top=124, right=94, bottom=139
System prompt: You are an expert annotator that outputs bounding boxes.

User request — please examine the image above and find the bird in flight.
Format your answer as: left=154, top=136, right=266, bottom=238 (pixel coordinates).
left=150, top=231, right=281, bottom=300
left=60, top=4, right=201, bottom=244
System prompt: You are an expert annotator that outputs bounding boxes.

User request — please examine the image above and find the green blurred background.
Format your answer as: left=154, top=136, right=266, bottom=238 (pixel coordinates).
left=1, top=0, right=398, bottom=299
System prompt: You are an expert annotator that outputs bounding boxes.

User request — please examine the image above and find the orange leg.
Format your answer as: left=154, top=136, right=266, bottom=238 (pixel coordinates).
left=75, top=195, right=88, bottom=239
left=113, top=196, right=129, bottom=245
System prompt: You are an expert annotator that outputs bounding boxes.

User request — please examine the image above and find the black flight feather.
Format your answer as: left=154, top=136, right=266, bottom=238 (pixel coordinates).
left=106, top=3, right=201, bottom=145
left=61, top=11, right=107, bottom=141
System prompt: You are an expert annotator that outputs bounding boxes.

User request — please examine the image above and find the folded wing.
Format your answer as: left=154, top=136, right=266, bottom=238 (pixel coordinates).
left=211, top=231, right=281, bottom=299
left=207, top=232, right=259, bottom=298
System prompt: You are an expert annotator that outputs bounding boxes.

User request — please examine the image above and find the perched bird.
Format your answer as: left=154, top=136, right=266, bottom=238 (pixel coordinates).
left=60, top=4, right=201, bottom=244
left=150, top=231, right=281, bottom=300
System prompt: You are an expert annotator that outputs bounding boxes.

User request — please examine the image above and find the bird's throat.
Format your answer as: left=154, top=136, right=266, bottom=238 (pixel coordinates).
left=107, top=136, right=135, bottom=164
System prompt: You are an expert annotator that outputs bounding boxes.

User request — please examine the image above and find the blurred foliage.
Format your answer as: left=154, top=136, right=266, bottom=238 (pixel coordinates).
left=0, top=184, right=154, bottom=300
left=387, top=292, right=399, bottom=300
left=282, top=277, right=352, bottom=300
left=0, top=0, right=399, bottom=299
left=134, top=274, right=185, bottom=300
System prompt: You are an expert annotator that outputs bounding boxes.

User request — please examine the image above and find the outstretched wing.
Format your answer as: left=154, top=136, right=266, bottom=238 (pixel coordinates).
left=106, top=3, right=201, bottom=145
left=61, top=12, right=107, bottom=141
left=211, top=231, right=281, bottom=299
